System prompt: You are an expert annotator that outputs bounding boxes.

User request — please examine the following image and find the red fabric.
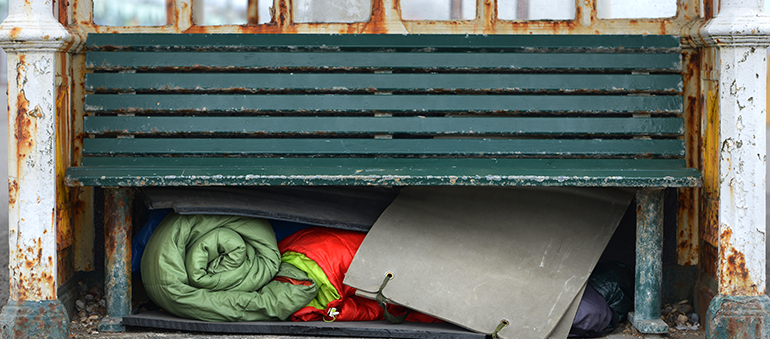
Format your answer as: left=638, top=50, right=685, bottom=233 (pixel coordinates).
left=278, top=227, right=381, bottom=321
left=278, top=227, right=439, bottom=323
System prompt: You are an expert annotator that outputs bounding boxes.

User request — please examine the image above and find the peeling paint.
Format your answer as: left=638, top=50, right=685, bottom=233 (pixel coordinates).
left=7, top=53, right=59, bottom=303
left=0, top=0, right=72, bottom=311
left=65, top=172, right=703, bottom=188
left=103, top=188, right=132, bottom=323
left=714, top=46, right=768, bottom=298
left=630, top=188, right=669, bottom=333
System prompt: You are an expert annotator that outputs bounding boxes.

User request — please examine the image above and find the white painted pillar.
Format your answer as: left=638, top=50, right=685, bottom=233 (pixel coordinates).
left=696, top=0, right=770, bottom=337
left=0, top=0, right=70, bottom=337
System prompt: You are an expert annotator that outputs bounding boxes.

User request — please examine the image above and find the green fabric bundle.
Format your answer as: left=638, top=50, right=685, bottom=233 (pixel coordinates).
left=141, top=213, right=318, bottom=322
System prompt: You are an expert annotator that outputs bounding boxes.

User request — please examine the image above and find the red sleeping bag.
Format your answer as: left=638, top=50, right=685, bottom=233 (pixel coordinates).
left=278, top=227, right=438, bottom=322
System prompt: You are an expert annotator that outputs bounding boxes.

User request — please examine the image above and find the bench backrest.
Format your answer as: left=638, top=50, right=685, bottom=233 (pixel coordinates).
left=83, top=34, right=683, bottom=158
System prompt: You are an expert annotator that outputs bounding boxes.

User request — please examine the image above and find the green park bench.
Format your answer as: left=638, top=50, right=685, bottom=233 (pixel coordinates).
left=64, top=33, right=701, bottom=334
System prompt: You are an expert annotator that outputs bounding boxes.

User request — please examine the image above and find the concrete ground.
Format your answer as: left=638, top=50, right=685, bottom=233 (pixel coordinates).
left=63, top=321, right=706, bottom=339
left=57, top=328, right=710, bottom=339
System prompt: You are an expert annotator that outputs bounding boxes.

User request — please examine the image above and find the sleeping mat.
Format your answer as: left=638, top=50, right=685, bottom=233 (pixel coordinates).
left=141, top=213, right=318, bottom=322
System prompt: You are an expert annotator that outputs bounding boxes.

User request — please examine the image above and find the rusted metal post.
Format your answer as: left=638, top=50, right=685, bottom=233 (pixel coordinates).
left=0, top=0, right=71, bottom=338
left=628, top=188, right=668, bottom=333
left=98, top=188, right=132, bottom=332
left=690, top=0, right=770, bottom=337
left=247, top=0, right=260, bottom=25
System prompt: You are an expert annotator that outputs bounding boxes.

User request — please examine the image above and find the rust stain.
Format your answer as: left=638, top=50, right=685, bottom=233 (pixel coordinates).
left=69, top=49, right=93, bottom=273
left=72, top=55, right=86, bottom=164
left=677, top=48, right=703, bottom=266
left=72, top=0, right=88, bottom=26
left=699, top=49, right=720, bottom=276
left=8, top=179, right=18, bottom=206
left=16, top=273, right=28, bottom=301
left=699, top=247, right=715, bottom=277
left=186, top=0, right=290, bottom=33
left=363, top=0, right=389, bottom=34
left=677, top=189, right=698, bottom=257
left=703, top=89, right=719, bottom=199
left=12, top=234, right=48, bottom=301
left=71, top=192, right=87, bottom=221
left=71, top=186, right=94, bottom=272
left=483, top=0, right=495, bottom=33
left=704, top=0, right=714, bottom=20
left=15, top=54, right=34, bottom=166
left=277, top=0, right=290, bottom=28
left=57, top=247, right=74, bottom=289
left=718, top=227, right=761, bottom=295
left=104, top=189, right=131, bottom=261
left=55, top=72, right=74, bottom=250
left=58, top=0, right=70, bottom=26
left=9, top=27, right=21, bottom=40
left=575, top=4, right=584, bottom=26
left=166, top=0, right=175, bottom=26
left=15, top=90, right=34, bottom=162
left=42, top=271, right=54, bottom=293
left=247, top=0, right=259, bottom=25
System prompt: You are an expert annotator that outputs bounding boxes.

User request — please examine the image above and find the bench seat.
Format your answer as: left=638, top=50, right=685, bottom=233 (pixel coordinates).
left=65, top=33, right=700, bottom=335
left=68, top=34, right=697, bottom=188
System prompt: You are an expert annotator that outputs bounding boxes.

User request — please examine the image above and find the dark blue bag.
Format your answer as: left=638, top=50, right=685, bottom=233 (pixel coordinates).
left=131, top=209, right=173, bottom=273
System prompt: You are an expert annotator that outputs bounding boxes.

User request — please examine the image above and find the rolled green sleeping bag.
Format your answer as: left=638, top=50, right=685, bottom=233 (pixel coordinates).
left=141, top=213, right=318, bottom=322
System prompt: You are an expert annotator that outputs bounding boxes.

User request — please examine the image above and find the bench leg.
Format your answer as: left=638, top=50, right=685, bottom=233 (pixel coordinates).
left=628, top=188, right=668, bottom=333
left=98, top=187, right=133, bottom=332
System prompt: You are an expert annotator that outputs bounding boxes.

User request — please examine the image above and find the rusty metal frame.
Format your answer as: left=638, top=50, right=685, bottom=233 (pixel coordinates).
left=68, top=0, right=697, bottom=35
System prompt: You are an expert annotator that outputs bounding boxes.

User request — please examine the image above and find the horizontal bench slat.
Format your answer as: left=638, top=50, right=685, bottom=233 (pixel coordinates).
left=86, top=52, right=682, bottom=72
left=86, top=73, right=683, bottom=93
left=87, top=34, right=682, bottom=51
left=84, top=116, right=684, bottom=136
left=78, top=157, right=691, bottom=169
left=65, top=158, right=701, bottom=187
left=82, top=138, right=685, bottom=157
left=85, top=94, right=683, bottom=114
